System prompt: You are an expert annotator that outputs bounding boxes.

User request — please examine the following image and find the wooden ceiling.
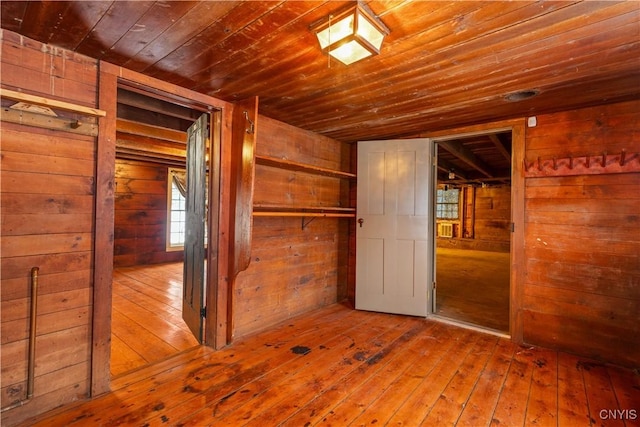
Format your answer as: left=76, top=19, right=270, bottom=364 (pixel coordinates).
left=2, top=1, right=639, bottom=145
left=437, top=131, right=512, bottom=185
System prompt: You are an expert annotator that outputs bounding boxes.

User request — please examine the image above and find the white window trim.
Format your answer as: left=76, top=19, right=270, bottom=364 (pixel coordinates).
left=166, top=167, right=186, bottom=251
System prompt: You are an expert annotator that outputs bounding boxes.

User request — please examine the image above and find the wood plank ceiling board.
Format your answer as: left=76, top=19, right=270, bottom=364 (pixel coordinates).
left=1, top=0, right=638, bottom=143
left=74, top=1, right=158, bottom=59
left=184, top=1, right=335, bottom=94
left=147, top=0, right=292, bottom=88
left=281, top=2, right=638, bottom=139
left=120, top=1, right=240, bottom=72
left=43, top=1, right=114, bottom=50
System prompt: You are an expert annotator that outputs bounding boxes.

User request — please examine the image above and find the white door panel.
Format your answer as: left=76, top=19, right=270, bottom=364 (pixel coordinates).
left=356, top=138, right=434, bottom=317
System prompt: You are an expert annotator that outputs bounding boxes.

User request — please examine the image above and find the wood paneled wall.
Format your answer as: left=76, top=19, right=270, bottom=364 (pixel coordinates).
left=474, top=186, right=511, bottom=243
left=1, top=30, right=98, bottom=424
left=522, top=100, right=640, bottom=367
left=114, top=159, right=183, bottom=267
left=438, top=185, right=511, bottom=252
left=232, top=116, right=351, bottom=338
left=1, top=26, right=638, bottom=427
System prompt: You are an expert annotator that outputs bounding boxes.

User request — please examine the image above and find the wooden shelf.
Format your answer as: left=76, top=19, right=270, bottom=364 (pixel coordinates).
left=253, top=204, right=355, bottom=218
left=253, top=156, right=355, bottom=226
left=255, top=155, right=356, bottom=179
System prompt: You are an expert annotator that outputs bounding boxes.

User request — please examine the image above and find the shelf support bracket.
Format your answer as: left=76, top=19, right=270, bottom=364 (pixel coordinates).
left=302, top=216, right=317, bottom=230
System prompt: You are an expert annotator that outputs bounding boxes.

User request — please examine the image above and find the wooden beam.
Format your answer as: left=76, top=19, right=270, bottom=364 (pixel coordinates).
left=1, top=88, right=107, bottom=117
left=116, top=133, right=186, bottom=158
left=115, top=148, right=186, bottom=168
left=1, top=107, right=98, bottom=136
left=91, top=62, right=116, bottom=397
left=438, top=140, right=496, bottom=178
left=436, top=156, right=468, bottom=180
left=489, top=134, right=511, bottom=163
left=116, top=118, right=186, bottom=143
left=117, top=88, right=201, bottom=122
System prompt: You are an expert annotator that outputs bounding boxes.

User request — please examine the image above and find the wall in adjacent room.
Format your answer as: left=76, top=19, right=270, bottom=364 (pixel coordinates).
left=113, top=159, right=184, bottom=267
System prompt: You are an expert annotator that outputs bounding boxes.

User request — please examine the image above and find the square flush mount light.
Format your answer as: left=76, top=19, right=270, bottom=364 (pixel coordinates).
left=312, top=3, right=389, bottom=66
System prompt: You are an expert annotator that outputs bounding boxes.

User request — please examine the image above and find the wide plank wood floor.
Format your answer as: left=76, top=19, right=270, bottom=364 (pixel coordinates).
left=25, top=303, right=639, bottom=426
left=111, top=263, right=199, bottom=377
left=436, top=248, right=510, bottom=333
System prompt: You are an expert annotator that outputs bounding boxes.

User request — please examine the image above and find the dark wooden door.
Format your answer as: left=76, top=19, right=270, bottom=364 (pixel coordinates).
left=183, top=113, right=208, bottom=342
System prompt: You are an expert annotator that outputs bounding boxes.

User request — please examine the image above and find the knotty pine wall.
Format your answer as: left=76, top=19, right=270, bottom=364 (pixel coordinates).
left=1, top=30, right=98, bottom=424
left=114, top=159, right=183, bottom=267
left=233, top=116, right=351, bottom=338
left=1, top=27, right=638, bottom=427
left=522, top=100, right=640, bottom=367
left=438, top=185, right=511, bottom=253
left=473, top=186, right=511, bottom=245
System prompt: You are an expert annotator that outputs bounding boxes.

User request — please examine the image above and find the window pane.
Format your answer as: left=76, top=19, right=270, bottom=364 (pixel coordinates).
left=168, top=176, right=186, bottom=247
left=436, top=188, right=459, bottom=220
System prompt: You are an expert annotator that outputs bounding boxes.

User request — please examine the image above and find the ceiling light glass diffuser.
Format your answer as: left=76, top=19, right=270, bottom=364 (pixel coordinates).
left=312, top=3, right=389, bottom=65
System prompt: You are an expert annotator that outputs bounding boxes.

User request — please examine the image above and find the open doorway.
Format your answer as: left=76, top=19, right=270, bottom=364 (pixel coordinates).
left=110, top=87, right=208, bottom=377
left=433, top=130, right=512, bottom=334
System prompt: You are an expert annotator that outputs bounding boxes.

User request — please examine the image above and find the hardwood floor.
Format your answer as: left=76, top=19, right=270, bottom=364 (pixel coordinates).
left=26, top=303, right=639, bottom=426
left=436, top=248, right=510, bottom=333
left=111, top=263, right=199, bottom=377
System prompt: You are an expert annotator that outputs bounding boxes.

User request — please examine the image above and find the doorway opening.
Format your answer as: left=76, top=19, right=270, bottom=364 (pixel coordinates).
left=110, top=86, right=211, bottom=377
left=433, top=130, right=512, bottom=334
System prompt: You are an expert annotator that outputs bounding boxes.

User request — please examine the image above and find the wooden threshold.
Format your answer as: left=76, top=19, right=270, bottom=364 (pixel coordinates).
left=26, top=303, right=639, bottom=426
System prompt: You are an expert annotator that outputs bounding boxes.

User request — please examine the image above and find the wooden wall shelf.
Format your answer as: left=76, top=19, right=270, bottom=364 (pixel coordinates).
left=253, top=204, right=355, bottom=218
left=256, top=155, right=356, bottom=179
left=253, top=205, right=355, bottom=229
left=253, top=154, right=356, bottom=228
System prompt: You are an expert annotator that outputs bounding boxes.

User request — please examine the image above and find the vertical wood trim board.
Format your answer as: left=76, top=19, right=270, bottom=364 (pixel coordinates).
left=91, top=62, right=117, bottom=397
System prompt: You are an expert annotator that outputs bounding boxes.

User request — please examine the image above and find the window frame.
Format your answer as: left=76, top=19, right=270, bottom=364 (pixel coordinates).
left=436, top=187, right=460, bottom=220
left=166, top=167, right=187, bottom=251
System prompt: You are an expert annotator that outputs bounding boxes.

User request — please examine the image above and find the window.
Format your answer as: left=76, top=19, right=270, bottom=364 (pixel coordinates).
left=167, top=168, right=186, bottom=249
left=436, top=188, right=459, bottom=219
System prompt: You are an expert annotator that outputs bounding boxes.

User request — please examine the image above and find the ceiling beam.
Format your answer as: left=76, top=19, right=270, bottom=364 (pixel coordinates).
left=489, top=133, right=511, bottom=163
left=117, top=88, right=201, bottom=123
left=437, top=157, right=468, bottom=180
left=117, top=118, right=186, bottom=144
left=438, top=140, right=496, bottom=178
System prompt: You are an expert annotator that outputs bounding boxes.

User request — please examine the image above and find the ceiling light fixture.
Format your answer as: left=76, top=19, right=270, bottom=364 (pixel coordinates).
left=311, top=2, right=389, bottom=66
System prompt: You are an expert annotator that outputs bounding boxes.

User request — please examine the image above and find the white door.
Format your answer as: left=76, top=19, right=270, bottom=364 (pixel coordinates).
left=356, top=138, right=434, bottom=316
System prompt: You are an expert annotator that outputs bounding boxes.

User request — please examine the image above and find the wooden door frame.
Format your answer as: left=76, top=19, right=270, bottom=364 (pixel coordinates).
left=420, top=118, right=525, bottom=343
left=92, top=62, right=235, bottom=396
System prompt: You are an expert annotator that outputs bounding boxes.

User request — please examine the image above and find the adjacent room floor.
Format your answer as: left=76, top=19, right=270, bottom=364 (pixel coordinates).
left=436, top=247, right=510, bottom=333
left=28, top=302, right=638, bottom=426
left=111, top=263, right=198, bottom=377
